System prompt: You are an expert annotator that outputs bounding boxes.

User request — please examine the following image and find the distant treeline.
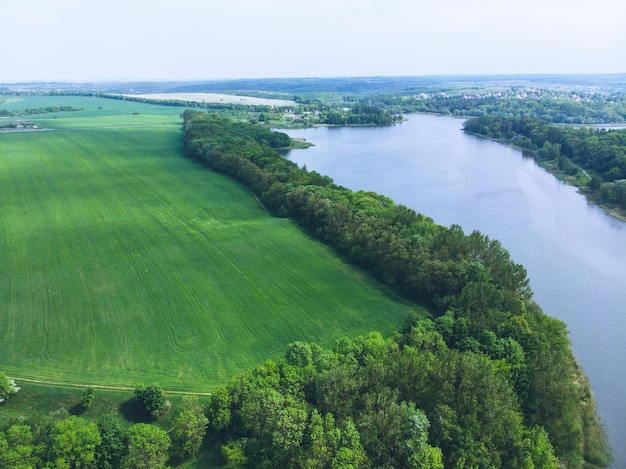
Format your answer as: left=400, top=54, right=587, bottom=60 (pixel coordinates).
left=324, top=103, right=400, bottom=125
left=0, top=106, right=82, bottom=117
left=464, top=115, right=626, bottom=210
left=374, top=92, right=626, bottom=124
left=183, top=111, right=612, bottom=468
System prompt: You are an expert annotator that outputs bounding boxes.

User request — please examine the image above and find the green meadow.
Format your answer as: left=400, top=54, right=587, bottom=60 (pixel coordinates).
left=0, top=97, right=425, bottom=391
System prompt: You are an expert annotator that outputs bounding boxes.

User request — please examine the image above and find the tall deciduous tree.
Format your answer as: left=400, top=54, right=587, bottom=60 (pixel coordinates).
left=172, top=396, right=209, bottom=458
left=122, top=423, right=171, bottom=469
left=134, top=384, right=168, bottom=420
left=48, top=416, right=101, bottom=468
left=0, top=424, right=43, bottom=469
left=96, top=414, right=125, bottom=469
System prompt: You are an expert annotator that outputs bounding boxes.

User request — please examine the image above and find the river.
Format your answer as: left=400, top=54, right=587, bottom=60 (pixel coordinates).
left=283, top=114, right=626, bottom=467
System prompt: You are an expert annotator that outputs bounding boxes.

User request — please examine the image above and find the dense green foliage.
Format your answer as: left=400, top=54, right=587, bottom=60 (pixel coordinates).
left=134, top=385, right=168, bottom=420
left=123, top=423, right=171, bottom=469
left=0, top=393, right=194, bottom=468
left=172, top=396, right=209, bottom=458
left=378, top=90, right=626, bottom=124
left=206, top=329, right=562, bottom=468
left=323, top=103, right=400, bottom=125
left=464, top=116, right=626, bottom=210
left=184, top=111, right=612, bottom=467
left=199, top=305, right=611, bottom=468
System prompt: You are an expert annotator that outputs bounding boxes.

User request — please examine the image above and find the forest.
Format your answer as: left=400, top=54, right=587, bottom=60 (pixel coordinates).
left=375, top=90, right=626, bottom=124
left=181, top=111, right=612, bottom=468
left=463, top=115, right=626, bottom=211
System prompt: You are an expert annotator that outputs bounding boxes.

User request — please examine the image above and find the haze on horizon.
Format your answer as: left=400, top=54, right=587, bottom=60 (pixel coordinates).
left=2, top=0, right=625, bottom=83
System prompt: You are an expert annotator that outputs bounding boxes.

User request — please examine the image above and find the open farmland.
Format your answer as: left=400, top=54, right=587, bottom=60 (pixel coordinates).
left=120, top=92, right=297, bottom=107
left=0, top=97, right=425, bottom=392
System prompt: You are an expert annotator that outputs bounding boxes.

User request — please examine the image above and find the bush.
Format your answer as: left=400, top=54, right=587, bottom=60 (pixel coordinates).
left=0, top=372, right=19, bottom=404
left=134, top=384, right=168, bottom=420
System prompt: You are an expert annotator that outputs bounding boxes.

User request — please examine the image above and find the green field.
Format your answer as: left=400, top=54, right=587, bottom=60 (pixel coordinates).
left=0, top=97, right=425, bottom=391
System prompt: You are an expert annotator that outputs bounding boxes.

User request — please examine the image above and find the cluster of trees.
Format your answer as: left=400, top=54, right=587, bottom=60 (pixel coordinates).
left=463, top=115, right=626, bottom=209
left=96, top=93, right=400, bottom=128
left=0, top=106, right=82, bottom=117
left=324, top=103, right=401, bottom=126
left=183, top=111, right=612, bottom=467
left=0, top=384, right=208, bottom=468
left=375, top=91, right=626, bottom=124
left=207, top=316, right=602, bottom=468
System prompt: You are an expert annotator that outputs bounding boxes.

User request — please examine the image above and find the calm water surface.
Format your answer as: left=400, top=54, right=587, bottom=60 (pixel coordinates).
left=284, top=114, right=626, bottom=466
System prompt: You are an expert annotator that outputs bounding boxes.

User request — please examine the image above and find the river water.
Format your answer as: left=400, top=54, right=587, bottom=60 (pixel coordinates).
left=283, top=114, right=626, bottom=466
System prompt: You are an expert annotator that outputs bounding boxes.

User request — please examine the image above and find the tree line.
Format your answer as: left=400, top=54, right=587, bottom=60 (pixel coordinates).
left=0, top=105, right=82, bottom=117
left=463, top=115, right=626, bottom=210
left=183, top=111, right=612, bottom=468
left=371, top=90, right=626, bottom=124
left=0, top=383, right=208, bottom=468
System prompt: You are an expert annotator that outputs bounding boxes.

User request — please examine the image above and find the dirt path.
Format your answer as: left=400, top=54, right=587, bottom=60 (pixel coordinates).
left=12, top=377, right=212, bottom=396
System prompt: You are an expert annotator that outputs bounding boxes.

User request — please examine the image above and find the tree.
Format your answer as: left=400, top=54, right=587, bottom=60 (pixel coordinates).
left=0, top=372, right=19, bottom=404
left=122, top=423, right=171, bottom=469
left=96, top=414, right=125, bottom=469
left=80, top=387, right=95, bottom=411
left=221, top=440, right=248, bottom=469
left=134, top=384, right=168, bottom=420
left=206, top=385, right=232, bottom=430
left=172, top=396, right=209, bottom=458
left=48, top=416, right=102, bottom=468
left=285, top=341, right=313, bottom=368
left=0, top=424, right=43, bottom=469
left=521, top=426, right=559, bottom=469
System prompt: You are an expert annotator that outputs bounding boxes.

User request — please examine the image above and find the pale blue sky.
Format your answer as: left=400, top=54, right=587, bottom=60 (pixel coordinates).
left=2, top=0, right=625, bottom=82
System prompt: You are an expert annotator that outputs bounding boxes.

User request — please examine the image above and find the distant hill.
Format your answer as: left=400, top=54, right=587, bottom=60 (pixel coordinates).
left=3, top=74, right=626, bottom=94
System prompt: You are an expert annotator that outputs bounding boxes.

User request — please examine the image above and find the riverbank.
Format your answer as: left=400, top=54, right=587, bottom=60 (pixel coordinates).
left=464, top=129, right=626, bottom=223
left=284, top=114, right=626, bottom=466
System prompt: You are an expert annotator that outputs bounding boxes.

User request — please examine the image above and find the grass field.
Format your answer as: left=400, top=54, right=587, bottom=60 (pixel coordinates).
left=0, top=97, right=426, bottom=392
left=1, top=95, right=187, bottom=129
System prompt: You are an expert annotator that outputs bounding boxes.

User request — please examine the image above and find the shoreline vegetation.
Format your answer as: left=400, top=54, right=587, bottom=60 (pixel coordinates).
left=462, top=116, right=626, bottom=223
left=182, top=110, right=612, bottom=467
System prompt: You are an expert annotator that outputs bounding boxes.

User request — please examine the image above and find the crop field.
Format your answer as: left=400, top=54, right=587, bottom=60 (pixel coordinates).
left=121, top=92, right=298, bottom=107
left=1, top=95, right=188, bottom=129
left=0, top=97, right=425, bottom=391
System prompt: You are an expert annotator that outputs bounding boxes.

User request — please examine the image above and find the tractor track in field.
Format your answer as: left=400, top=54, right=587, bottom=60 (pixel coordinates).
left=11, top=377, right=212, bottom=396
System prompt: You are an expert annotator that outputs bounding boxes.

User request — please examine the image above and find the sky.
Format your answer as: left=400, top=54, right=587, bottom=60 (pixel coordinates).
left=2, top=0, right=625, bottom=82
